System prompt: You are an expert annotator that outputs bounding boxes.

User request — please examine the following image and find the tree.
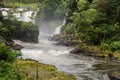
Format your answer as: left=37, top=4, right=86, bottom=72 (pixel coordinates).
left=0, top=44, right=19, bottom=62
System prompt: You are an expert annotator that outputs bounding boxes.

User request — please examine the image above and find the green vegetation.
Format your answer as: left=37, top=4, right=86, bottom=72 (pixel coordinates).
left=0, top=44, right=24, bottom=80
left=0, top=45, right=76, bottom=80
left=0, top=12, right=38, bottom=42
left=0, top=0, right=120, bottom=79
left=0, top=1, right=39, bottom=79
left=38, top=0, right=120, bottom=59
left=0, top=0, right=41, bottom=10
left=38, top=0, right=66, bottom=19
left=0, top=44, right=19, bottom=62
left=14, top=60, right=76, bottom=80
left=40, top=0, right=119, bottom=59
left=0, top=1, right=76, bottom=79
left=62, top=0, right=120, bottom=46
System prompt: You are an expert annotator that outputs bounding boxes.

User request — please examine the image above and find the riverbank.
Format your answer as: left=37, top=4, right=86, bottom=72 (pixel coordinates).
left=14, top=59, right=76, bottom=80
left=52, top=35, right=120, bottom=60
left=51, top=35, right=120, bottom=80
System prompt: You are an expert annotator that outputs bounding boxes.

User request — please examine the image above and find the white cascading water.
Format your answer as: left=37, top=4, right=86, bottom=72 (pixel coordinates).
left=37, top=17, right=64, bottom=43
left=1, top=8, right=36, bottom=23
left=2, top=8, right=110, bottom=80
left=0, top=8, right=9, bottom=16
left=2, top=11, right=8, bottom=16
left=13, top=11, right=36, bottom=22
left=54, top=18, right=66, bottom=35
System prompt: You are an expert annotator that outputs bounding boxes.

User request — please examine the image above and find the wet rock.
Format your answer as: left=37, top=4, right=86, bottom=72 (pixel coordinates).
left=11, top=44, right=24, bottom=50
left=13, top=36, right=38, bottom=43
left=94, top=55, right=105, bottom=58
left=70, top=47, right=94, bottom=56
left=51, top=35, right=77, bottom=46
left=5, top=40, right=24, bottom=50
left=70, top=48, right=85, bottom=54
left=56, top=40, right=77, bottom=46
left=108, top=72, right=120, bottom=80
left=51, top=35, right=73, bottom=41
left=50, top=35, right=61, bottom=41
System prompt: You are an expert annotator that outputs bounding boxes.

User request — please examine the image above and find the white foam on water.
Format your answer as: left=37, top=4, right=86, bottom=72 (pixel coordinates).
left=2, top=11, right=8, bottom=16
left=1, top=8, right=36, bottom=22
left=54, top=18, right=66, bottom=35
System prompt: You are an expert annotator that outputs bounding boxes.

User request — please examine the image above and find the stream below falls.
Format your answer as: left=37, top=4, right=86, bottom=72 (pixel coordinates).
left=2, top=7, right=119, bottom=80
left=16, top=39, right=111, bottom=80
left=16, top=17, right=111, bottom=80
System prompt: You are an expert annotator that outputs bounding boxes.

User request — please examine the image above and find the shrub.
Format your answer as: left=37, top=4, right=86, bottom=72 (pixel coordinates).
left=101, top=42, right=109, bottom=50
left=0, top=44, right=19, bottom=62
left=110, top=41, right=120, bottom=52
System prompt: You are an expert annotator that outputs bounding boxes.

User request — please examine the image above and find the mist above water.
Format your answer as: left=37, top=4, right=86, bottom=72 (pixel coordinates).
left=35, top=16, right=65, bottom=43
left=4, top=8, right=110, bottom=80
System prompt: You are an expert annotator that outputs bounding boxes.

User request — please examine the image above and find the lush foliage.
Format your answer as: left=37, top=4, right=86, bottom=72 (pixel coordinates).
left=38, top=0, right=67, bottom=19
left=0, top=43, right=24, bottom=80
left=0, top=44, right=19, bottom=62
left=61, top=0, right=120, bottom=52
left=0, top=4, right=39, bottom=79
left=0, top=12, right=38, bottom=42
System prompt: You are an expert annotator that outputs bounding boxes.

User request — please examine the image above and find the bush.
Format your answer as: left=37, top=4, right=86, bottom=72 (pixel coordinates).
left=0, top=61, right=25, bottom=80
left=0, top=44, right=19, bottom=62
left=2, top=18, right=38, bottom=42
left=101, top=42, right=109, bottom=50
left=110, top=41, right=120, bottom=52
left=0, top=44, right=23, bottom=80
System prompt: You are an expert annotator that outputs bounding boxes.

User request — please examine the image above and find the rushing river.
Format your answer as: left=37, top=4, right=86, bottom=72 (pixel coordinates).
left=17, top=18, right=110, bottom=80
left=1, top=8, right=113, bottom=80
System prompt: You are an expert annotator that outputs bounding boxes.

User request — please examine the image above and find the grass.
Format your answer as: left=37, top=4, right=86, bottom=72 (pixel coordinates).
left=13, top=59, right=76, bottom=80
left=74, top=42, right=120, bottom=60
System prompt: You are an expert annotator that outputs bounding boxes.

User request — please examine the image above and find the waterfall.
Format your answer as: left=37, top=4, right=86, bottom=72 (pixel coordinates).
left=1, top=8, right=36, bottom=22
left=37, top=17, right=65, bottom=43
left=54, top=18, right=66, bottom=35
left=13, top=11, right=36, bottom=22
left=2, top=11, right=8, bottom=16
left=21, top=11, right=36, bottom=22
left=0, top=8, right=9, bottom=16
left=9, top=7, right=111, bottom=80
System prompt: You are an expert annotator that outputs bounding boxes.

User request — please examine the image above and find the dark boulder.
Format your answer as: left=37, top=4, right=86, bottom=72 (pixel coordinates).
left=50, top=35, right=61, bottom=41
left=108, top=72, right=120, bottom=80
left=51, top=35, right=77, bottom=46
left=56, top=40, right=77, bottom=46
left=70, top=48, right=85, bottom=54
left=5, top=40, right=24, bottom=50
left=70, top=47, right=95, bottom=57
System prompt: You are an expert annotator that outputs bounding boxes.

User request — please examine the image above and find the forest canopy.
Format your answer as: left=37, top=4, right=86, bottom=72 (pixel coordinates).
left=60, top=0, right=120, bottom=52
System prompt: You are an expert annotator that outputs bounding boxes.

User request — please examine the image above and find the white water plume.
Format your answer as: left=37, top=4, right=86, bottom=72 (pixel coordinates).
left=1, top=8, right=36, bottom=22
left=54, top=18, right=66, bottom=35
left=13, top=11, right=36, bottom=22
left=2, top=11, right=8, bottom=16
left=37, top=17, right=65, bottom=43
